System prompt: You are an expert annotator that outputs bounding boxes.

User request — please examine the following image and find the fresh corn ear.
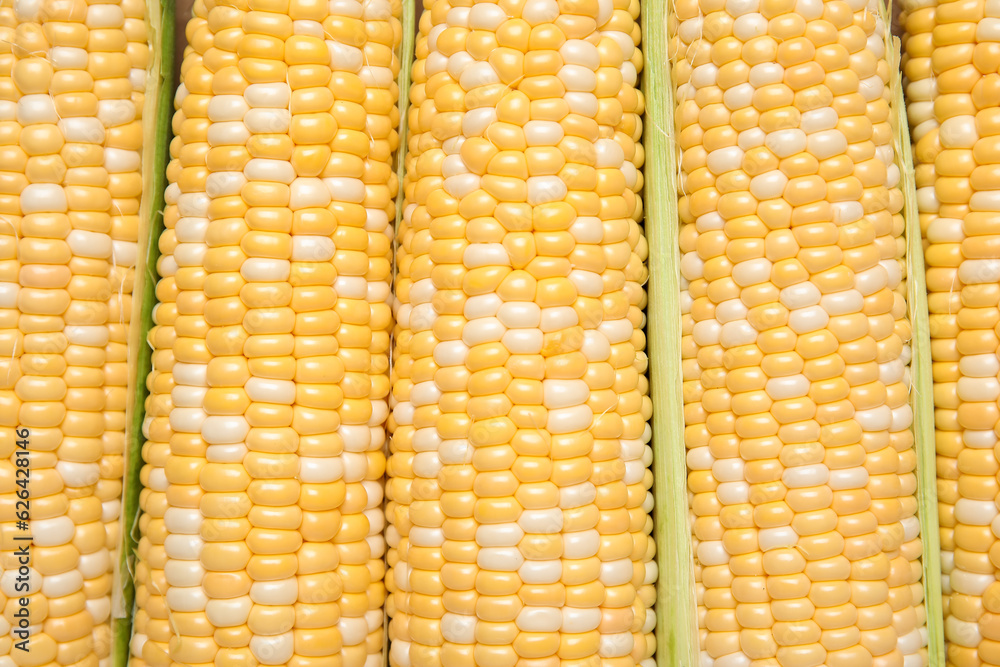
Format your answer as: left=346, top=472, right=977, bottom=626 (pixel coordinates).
left=671, top=0, right=932, bottom=664
left=385, top=0, right=656, bottom=664
left=902, top=0, right=1000, bottom=664
left=129, top=0, right=401, bottom=665
left=0, top=0, right=154, bottom=664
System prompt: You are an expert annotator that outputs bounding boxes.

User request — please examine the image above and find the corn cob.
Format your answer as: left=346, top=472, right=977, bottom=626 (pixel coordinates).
left=385, top=0, right=655, bottom=664
left=130, top=0, right=401, bottom=665
left=0, top=0, right=151, bottom=664
left=672, top=0, right=929, bottom=664
left=902, top=0, right=1000, bottom=664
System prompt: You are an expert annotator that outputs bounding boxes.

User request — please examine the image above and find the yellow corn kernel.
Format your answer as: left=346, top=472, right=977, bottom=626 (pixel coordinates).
left=676, top=0, right=928, bottom=663
left=386, top=0, right=654, bottom=665
left=903, top=0, right=997, bottom=665
left=130, top=0, right=401, bottom=666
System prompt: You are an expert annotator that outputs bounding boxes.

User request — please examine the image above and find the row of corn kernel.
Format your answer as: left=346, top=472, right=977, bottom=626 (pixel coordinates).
left=673, top=0, right=928, bottom=663
left=902, top=0, right=1000, bottom=664
left=385, top=0, right=655, bottom=664
left=129, top=0, right=401, bottom=665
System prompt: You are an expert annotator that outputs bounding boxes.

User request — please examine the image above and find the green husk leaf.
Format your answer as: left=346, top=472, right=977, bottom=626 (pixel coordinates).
left=642, top=2, right=700, bottom=665
left=886, top=17, right=946, bottom=667
left=113, top=0, right=174, bottom=663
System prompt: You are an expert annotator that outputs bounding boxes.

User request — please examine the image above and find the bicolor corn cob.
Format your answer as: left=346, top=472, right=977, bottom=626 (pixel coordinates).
left=673, top=0, right=929, bottom=664
left=130, top=0, right=400, bottom=665
left=0, top=0, right=149, bottom=664
left=903, top=1, right=1000, bottom=664
left=386, top=0, right=656, bottom=664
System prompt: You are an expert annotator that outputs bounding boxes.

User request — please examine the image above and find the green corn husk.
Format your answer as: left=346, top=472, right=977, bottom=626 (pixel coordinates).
left=886, top=9, right=946, bottom=666
left=114, top=0, right=174, bottom=664
left=643, top=1, right=700, bottom=665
